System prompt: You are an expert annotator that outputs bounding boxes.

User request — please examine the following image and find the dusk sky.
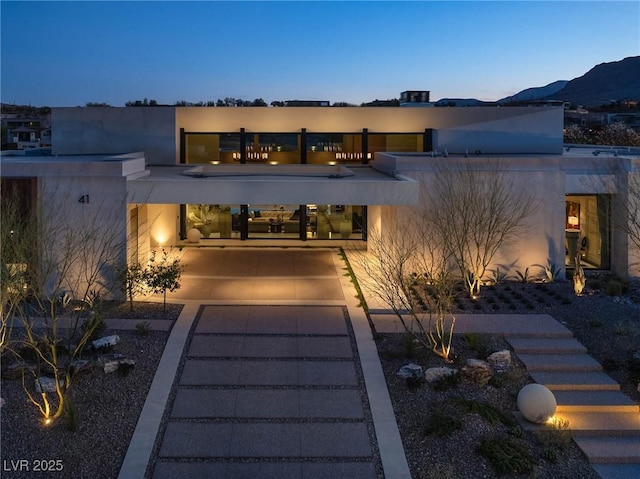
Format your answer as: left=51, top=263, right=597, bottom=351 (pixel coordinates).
left=1, top=1, right=638, bottom=107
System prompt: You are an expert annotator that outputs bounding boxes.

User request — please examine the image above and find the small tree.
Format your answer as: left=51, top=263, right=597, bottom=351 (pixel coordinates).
left=144, top=249, right=183, bottom=313
left=426, top=159, right=534, bottom=298
left=119, top=262, right=147, bottom=312
left=1, top=181, right=127, bottom=425
left=352, top=211, right=457, bottom=362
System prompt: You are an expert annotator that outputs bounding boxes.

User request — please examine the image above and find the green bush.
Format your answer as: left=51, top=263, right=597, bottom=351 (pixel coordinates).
left=607, top=279, right=624, bottom=296
left=422, top=411, right=463, bottom=437
left=478, top=436, right=533, bottom=475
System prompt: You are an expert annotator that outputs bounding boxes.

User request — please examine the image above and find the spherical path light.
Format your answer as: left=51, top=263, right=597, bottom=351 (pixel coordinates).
left=517, top=383, right=557, bottom=424
left=186, top=228, right=202, bottom=243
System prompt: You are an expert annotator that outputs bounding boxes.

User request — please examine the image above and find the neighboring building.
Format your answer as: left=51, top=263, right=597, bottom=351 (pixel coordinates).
left=2, top=105, right=639, bottom=299
left=1, top=114, right=51, bottom=149
left=400, top=90, right=430, bottom=105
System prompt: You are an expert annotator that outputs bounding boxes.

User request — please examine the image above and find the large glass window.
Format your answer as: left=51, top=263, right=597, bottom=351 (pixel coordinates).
left=309, top=205, right=365, bottom=240
left=186, top=204, right=240, bottom=239
left=185, top=134, right=242, bottom=164
left=565, top=195, right=611, bottom=269
left=306, top=133, right=365, bottom=165
left=246, top=204, right=302, bottom=238
left=368, top=133, right=423, bottom=154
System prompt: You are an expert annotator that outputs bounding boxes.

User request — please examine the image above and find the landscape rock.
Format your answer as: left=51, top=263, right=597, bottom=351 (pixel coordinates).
left=2, top=361, right=36, bottom=380
left=99, top=354, right=135, bottom=374
left=487, top=349, right=511, bottom=372
left=424, top=366, right=458, bottom=383
left=92, top=335, right=120, bottom=350
left=70, top=359, right=93, bottom=377
left=397, top=363, right=424, bottom=380
left=461, top=358, right=494, bottom=386
left=35, top=376, right=64, bottom=393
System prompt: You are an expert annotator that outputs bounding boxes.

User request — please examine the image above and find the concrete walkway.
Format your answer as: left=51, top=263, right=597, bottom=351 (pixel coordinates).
left=118, top=248, right=410, bottom=479
left=118, top=247, right=639, bottom=479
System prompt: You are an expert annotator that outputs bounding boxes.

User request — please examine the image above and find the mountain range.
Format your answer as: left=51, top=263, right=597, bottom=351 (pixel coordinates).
left=436, top=56, right=640, bottom=108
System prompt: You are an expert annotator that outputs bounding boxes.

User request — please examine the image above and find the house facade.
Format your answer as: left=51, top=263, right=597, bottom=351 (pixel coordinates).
left=2, top=105, right=638, bottom=294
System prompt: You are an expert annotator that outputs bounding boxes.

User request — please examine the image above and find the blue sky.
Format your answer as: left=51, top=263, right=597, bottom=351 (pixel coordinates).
left=1, top=1, right=638, bottom=106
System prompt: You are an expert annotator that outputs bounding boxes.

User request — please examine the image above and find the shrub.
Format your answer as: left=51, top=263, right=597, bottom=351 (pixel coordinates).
left=64, top=399, right=79, bottom=432
left=422, top=411, right=463, bottom=437
left=607, top=279, right=624, bottom=296
left=135, top=321, right=151, bottom=336
left=478, top=436, right=533, bottom=475
left=80, top=312, right=107, bottom=342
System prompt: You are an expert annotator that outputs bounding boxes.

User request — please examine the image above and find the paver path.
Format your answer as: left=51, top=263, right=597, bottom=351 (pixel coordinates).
left=150, top=305, right=381, bottom=478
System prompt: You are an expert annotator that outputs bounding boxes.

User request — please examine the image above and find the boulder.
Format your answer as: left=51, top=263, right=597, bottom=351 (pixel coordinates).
left=92, top=335, right=120, bottom=350
left=397, top=363, right=424, bottom=380
left=487, top=350, right=511, bottom=372
left=99, top=354, right=135, bottom=374
left=424, top=366, right=458, bottom=383
left=70, top=359, right=93, bottom=377
left=462, top=358, right=494, bottom=386
left=2, top=361, right=36, bottom=380
left=35, top=376, right=64, bottom=393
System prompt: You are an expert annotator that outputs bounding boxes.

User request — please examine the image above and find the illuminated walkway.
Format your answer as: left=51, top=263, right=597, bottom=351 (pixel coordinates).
left=118, top=248, right=409, bottom=479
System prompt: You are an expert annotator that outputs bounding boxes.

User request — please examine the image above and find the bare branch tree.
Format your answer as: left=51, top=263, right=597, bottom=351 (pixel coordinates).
left=425, top=159, right=534, bottom=297
left=350, top=209, right=457, bottom=361
left=2, top=181, right=128, bottom=425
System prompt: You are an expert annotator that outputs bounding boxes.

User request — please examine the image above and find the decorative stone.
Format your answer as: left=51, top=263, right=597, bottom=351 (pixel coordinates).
left=186, top=228, right=202, bottom=243
left=517, top=383, right=557, bottom=424
left=397, top=363, right=424, bottom=380
left=461, top=358, right=494, bottom=386
left=2, top=361, right=36, bottom=380
left=424, top=366, right=458, bottom=383
left=70, top=359, right=93, bottom=376
left=92, top=335, right=120, bottom=350
left=487, top=350, right=511, bottom=372
left=100, top=354, right=135, bottom=374
left=35, top=376, right=64, bottom=393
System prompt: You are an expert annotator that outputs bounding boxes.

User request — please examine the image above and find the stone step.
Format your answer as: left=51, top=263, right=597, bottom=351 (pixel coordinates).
left=507, top=337, right=587, bottom=354
left=573, top=436, right=640, bottom=464
left=530, top=371, right=620, bottom=391
left=593, top=463, right=640, bottom=479
left=518, top=353, right=602, bottom=372
left=557, top=412, right=640, bottom=437
left=554, top=390, right=639, bottom=413
left=514, top=412, right=640, bottom=436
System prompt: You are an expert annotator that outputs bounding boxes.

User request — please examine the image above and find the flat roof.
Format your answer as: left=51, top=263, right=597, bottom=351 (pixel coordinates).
left=127, top=164, right=418, bottom=205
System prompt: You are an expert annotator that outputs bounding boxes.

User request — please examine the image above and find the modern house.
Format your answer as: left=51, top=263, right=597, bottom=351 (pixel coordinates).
left=1, top=105, right=638, bottom=296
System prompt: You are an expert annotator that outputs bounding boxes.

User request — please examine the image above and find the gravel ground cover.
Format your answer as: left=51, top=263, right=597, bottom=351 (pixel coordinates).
left=0, top=302, right=179, bottom=479
left=377, top=276, right=640, bottom=479
left=1, top=276, right=638, bottom=479
left=378, top=334, right=602, bottom=479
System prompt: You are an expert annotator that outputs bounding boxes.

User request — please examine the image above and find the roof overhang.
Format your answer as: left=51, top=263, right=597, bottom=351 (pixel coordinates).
left=127, top=164, right=418, bottom=205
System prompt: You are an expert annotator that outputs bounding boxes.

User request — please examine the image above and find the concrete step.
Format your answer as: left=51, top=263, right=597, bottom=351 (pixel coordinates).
left=530, top=371, right=620, bottom=391
left=515, top=411, right=640, bottom=436
left=558, top=412, right=640, bottom=437
left=518, top=353, right=602, bottom=372
left=507, top=337, right=587, bottom=354
left=593, top=463, right=640, bottom=479
left=573, top=436, right=640, bottom=464
left=554, top=390, right=639, bottom=413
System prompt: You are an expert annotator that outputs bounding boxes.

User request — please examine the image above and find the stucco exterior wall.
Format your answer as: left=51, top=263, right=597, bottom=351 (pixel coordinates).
left=51, top=106, right=564, bottom=168
left=39, top=174, right=128, bottom=299
left=376, top=154, right=567, bottom=281
left=52, top=107, right=176, bottom=165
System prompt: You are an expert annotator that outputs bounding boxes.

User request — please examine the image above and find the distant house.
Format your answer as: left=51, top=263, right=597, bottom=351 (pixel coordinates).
left=1, top=115, right=51, bottom=149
